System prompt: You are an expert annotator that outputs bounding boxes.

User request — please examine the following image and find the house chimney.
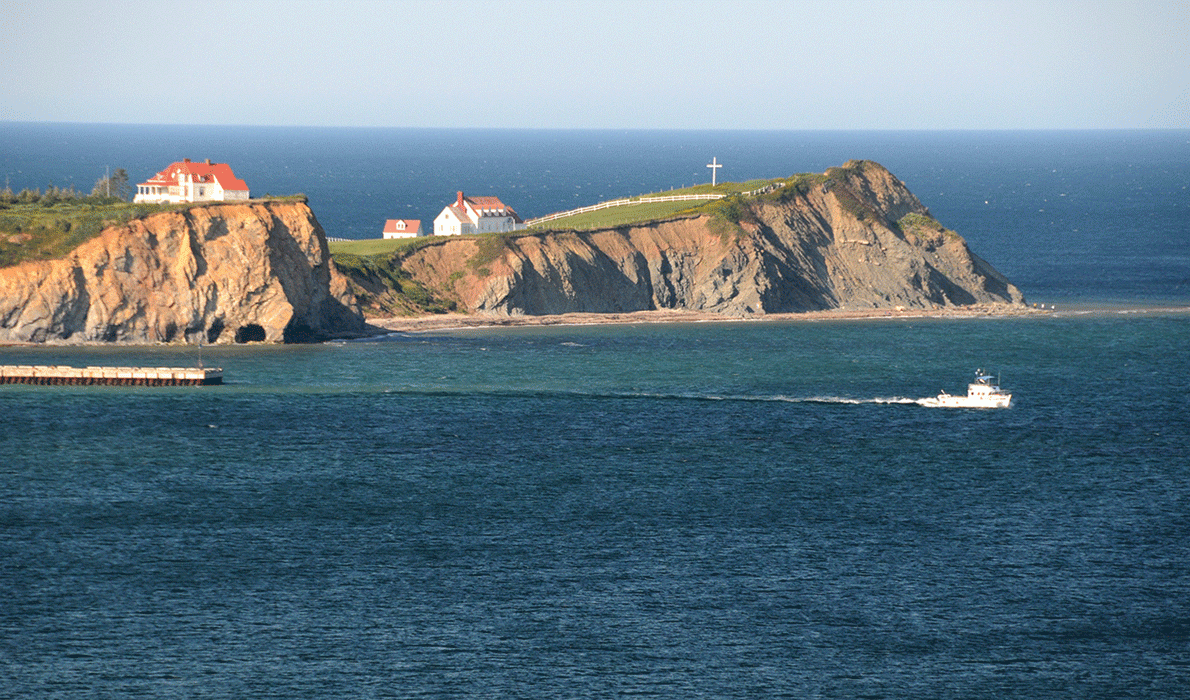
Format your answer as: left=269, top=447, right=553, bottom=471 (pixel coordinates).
left=183, top=158, right=191, bottom=163
left=205, top=159, right=212, bottom=165
left=456, top=191, right=465, bottom=208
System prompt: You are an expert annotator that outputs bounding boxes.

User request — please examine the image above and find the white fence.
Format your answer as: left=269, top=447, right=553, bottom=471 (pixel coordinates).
left=324, top=183, right=791, bottom=240
left=524, top=182, right=786, bottom=227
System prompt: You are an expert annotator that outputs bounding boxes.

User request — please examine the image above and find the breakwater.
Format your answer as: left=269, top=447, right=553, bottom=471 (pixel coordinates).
left=0, top=365, right=222, bottom=386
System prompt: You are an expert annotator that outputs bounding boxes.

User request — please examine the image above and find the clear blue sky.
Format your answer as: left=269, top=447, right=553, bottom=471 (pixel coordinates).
left=2, top=0, right=1187, bottom=129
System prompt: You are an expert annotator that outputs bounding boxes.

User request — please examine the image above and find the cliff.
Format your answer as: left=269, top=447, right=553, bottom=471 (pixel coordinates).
left=348, top=161, right=1024, bottom=317
left=0, top=200, right=367, bottom=343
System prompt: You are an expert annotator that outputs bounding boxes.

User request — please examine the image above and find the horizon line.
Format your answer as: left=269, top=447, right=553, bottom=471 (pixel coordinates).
left=4, top=120, right=1188, bottom=134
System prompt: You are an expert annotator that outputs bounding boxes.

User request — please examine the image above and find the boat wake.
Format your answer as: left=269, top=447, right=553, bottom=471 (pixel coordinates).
left=797, top=395, right=921, bottom=406
left=645, top=392, right=924, bottom=406
left=374, top=387, right=970, bottom=407
left=626, top=392, right=999, bottom=407
left=690, top=393, right=999, bottom=408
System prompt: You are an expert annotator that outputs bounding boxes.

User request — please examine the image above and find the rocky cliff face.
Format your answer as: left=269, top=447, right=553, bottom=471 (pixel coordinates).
left=373, top=161, right=1023, bottom=316
left=0, top=200, right=366, bottom=343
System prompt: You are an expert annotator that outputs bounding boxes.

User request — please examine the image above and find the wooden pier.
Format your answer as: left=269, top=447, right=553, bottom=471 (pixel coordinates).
left=0, top=365, right=223, bottom=386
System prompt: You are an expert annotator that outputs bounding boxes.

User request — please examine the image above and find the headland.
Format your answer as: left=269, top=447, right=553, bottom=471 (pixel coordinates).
left=2, top=160, right=1032, bottom=344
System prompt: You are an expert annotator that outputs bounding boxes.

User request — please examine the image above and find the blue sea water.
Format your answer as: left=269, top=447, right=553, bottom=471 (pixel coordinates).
left=2, top=126, right=1190, bottom=697
left=3, top=315, right=1190, bottom=698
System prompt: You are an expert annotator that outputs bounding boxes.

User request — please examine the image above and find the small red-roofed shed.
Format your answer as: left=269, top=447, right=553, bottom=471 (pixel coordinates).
left=382, top=219, right=423, bottom=239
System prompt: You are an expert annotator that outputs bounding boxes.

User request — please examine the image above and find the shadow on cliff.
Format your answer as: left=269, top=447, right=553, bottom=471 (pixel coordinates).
left=487, top=239, right=659, bottom=314
left=267, top=212, right=376, bottom=343
left=333, top=161, right=1025, bottom=320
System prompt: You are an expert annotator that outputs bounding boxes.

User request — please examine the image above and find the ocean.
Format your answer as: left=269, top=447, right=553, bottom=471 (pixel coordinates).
left=2, top=126, right=1189, bottom=698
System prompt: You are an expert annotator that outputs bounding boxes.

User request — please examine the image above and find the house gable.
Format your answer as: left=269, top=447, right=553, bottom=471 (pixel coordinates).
left=382, top=219, right=422, bottom=239
left=434, top=191, right=526, bottom=236
left=133, top=159, right=250, bottom=204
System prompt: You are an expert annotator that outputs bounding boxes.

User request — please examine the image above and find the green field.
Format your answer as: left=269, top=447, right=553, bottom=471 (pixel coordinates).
left=635, top=179, right=777, bottom=198
left=330, top=238, right=416, bottom=257
left=1, top=195, right=311, bottom=269
left=327, top=177, right=792, bottom=254
left=530, top=178, right=784, bottom=231
left=0, top=200, right=180, bottom=268
left=529, top=200, right=705, bottom=230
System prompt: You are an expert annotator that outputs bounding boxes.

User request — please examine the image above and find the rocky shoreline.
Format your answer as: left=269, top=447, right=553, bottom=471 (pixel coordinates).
left=9, top=305, right=1188, bottom=344
left=370, top=303, right=1051, bottom=333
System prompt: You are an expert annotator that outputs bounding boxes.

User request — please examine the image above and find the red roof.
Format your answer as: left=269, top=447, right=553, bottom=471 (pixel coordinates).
left=451, top=192, right=522, bottom=223
left=383, top=219, right=421, bottom=235
left=138, top=159, right=249, bottom=192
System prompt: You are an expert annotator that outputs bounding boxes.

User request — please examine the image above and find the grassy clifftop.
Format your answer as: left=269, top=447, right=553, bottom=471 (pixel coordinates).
left=528, top=178, right=782, bottom=231
left=0, top=195, right=311, bottom=269
left=326, top=176, right=809, bottom=316
left=0, top=200, right=178, bottom=268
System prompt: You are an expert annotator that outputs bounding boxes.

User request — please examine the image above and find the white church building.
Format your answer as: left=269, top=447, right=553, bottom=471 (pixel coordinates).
left=133, top=159, right=250, bottom=204
left=433, top=191, right=525, bottom=236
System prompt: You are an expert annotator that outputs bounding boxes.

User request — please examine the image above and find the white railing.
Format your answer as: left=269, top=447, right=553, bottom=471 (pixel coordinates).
left=525, top=182, right=786, bottom=227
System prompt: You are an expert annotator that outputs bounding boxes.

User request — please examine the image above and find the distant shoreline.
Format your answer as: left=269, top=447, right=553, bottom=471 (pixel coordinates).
left=370, top=303, right=1190, bottom=334
left=370, top=304, right=1049, bottom=334
left=4, top=305, right=1186, bottom=347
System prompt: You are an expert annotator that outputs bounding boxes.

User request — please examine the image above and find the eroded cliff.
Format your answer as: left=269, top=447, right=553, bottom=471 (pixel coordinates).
left=349, top=161, right=1024, bottom=317
left=0, top=200, right=367, bottom=343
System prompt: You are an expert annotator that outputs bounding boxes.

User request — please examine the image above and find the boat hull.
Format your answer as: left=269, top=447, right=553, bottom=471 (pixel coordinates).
left=920, top=393, right=1012, bottom=409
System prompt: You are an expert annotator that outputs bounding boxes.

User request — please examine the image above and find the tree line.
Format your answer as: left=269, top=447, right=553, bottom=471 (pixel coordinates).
left=1, top=169, right=132, bottom=206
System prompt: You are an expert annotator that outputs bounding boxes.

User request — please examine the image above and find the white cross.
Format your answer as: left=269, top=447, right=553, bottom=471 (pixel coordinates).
left=707, top=157, right=723, bottom=186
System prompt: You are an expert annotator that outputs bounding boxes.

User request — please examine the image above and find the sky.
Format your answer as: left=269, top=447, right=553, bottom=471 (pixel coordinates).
left=2, top=0, right=1188, bottom=130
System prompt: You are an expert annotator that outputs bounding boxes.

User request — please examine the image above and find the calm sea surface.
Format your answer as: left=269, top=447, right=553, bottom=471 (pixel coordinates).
left=2, top=127, right=1189, bottom=697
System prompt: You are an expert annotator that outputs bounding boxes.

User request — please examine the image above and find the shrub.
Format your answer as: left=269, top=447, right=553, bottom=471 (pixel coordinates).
left=468, top=234, right=511, bottom=271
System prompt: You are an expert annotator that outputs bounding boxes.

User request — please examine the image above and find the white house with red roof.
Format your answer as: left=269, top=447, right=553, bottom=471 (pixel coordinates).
left=133, top=159, right=250, bottom=204
left=382, top=219, right=423, bottom=239
left=433, top=191, right=525, bottom=236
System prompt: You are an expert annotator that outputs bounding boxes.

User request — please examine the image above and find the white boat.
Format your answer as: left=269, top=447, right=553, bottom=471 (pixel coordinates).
left=921, top=370, right=1012, bottom=408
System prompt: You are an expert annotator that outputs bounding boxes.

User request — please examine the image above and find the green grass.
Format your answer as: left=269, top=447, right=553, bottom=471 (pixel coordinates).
left=0, top=196, right=311, bottom=269
left=468, top=234, right=512, bottom=272
left=643, top=179, right=776, bottom=198
left=330, top=238, right=416, bottom=257
left=332, top=250, right=457, bottom=315
left=531, top=178, right=786, bottom=231
left=534, top=200, right=705, bottom=230
left=758, top=173, right=828, bottom=203
left=0, top=200, right=183, bottom=268
left=333, top=236, right=440, bottom=257
left=898, top=211, right=960, bottom=242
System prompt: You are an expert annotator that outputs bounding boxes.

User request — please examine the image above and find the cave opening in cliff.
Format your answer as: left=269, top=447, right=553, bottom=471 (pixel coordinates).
left=282, top=321, right=316, bottom=344
left=206, top=319, right=224, bottom=344
left=235, top=324, right=266, bottom=343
